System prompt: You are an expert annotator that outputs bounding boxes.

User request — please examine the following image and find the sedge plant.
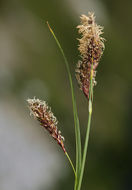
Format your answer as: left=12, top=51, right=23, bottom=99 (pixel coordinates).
left=27, top=12, right=105, bottom=190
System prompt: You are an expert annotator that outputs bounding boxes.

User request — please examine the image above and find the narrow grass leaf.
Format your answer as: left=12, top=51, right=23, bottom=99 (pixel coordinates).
left=47, top=22, right=82, bottom=185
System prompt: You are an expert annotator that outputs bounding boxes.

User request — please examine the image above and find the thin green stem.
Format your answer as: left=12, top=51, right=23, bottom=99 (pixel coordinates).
left=77, top=63, right=93, bottom=190
left=47, top=22, right=82, bottom=185
left=77, top=107, right=92, bottom=190
left=65, top=152, right=77, bottom=179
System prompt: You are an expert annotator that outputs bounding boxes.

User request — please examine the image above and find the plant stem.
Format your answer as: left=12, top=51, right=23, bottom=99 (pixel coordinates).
left=65, top=152, right=77, bottom=179
left=77, top=63, right=93, bottom=190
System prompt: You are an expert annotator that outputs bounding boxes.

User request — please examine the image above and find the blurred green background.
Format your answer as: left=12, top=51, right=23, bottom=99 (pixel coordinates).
left=0, top=0, right=132, bottom=190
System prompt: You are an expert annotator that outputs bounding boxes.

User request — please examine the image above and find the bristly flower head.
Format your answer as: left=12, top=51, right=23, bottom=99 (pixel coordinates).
left=27, top=98, right=66, bottom=153
left=76, top=12, right=105, bottom=99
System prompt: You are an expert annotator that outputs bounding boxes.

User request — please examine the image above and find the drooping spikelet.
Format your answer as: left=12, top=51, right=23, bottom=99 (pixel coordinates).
left=76, top=12, right=105, bottom=99
left=27, top=98, right=66, bottom=153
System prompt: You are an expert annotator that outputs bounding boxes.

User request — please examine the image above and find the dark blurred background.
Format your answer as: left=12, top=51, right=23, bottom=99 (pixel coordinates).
left=0, top=0, right=132, bottom=190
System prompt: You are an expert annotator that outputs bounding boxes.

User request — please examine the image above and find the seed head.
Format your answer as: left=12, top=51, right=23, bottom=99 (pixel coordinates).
left=76, top=12, right=105, bottom=99
left=27, top=98, right=66, bottom=153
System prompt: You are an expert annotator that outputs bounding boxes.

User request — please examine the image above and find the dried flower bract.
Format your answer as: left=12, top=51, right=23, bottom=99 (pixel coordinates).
left=27, top=98, right=66, bottom=152
left=76, top=12, right=105, bottom=99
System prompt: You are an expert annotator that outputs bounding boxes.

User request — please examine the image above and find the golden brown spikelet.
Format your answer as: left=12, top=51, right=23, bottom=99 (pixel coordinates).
left=27, top=98, right=66, bottom=153
left=76, top=12, right=105, bottom=99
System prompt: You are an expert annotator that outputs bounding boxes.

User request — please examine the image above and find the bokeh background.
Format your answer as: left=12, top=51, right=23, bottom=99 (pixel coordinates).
left=0, top=0, right=132, bottom=190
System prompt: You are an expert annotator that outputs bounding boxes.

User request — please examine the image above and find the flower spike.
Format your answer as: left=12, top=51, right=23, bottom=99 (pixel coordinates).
left=76, top=12, right=105, bottom=99
left=27, top=98, right=66, bottom=153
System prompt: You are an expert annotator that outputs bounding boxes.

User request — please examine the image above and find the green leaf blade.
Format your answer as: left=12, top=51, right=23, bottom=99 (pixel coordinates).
left=47, top=22, right=82, bottom=189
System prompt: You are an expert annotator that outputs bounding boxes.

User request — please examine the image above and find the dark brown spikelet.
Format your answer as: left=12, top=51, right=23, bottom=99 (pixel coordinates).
left=75, top=12, right=105, bottom=99
left=27, top=98, right=66, bottom=153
